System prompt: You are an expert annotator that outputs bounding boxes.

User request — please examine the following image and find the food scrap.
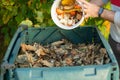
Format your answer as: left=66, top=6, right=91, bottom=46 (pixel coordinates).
left=56, top=0, right=83, bottom=27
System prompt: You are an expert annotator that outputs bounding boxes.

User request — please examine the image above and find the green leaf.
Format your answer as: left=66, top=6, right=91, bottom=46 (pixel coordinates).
left=4, top=34, right=11, bottom=46
left=20, top=18, right=33, bottom=27
left=15, top=14, right=24, bottom=24
left=96, top=19, right=104, bottom=26
left=35, top=11, right=44, bottom=23
left=48, top=19, right=55, bottom=26
left=1, top=27, right=9, bottom=34
left=2, top=11, right=11, bottom=24
left=20, top=4, right=27, bottom=15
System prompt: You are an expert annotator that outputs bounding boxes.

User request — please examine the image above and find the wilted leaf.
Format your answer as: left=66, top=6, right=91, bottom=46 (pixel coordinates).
left=40, top=59, right=53, bottom=67
left=15, top=39, right=111, bottom=68
left=35, top=48, right=46, bottom=56
left=21, top=44, right=36, bottom=52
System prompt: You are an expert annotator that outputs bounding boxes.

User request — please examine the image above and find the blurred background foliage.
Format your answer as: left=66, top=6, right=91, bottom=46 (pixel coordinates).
left=0, top=0, right=111, bottom=62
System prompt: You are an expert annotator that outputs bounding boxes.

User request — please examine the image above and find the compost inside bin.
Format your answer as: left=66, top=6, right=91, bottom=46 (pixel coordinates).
left=15, top=39, right=110, bottom=68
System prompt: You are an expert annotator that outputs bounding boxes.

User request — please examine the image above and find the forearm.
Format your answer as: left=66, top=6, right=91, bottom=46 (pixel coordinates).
left=89, top=0, right=115, bottom=23
left=77, top=0, right=119, bottom=24
left=90, top=0, right=104, bottom=7
left=90, top=0, right=120, bottom=25
left=101, top=9, right=115, bottom=23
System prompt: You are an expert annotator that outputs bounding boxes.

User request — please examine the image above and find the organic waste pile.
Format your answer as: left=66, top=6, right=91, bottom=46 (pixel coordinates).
left=56, top=0, right=83, bottom=26
left=15, top=39, right=110, bottom=68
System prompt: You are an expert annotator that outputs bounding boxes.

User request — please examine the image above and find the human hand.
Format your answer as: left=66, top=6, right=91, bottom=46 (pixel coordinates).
left=77, top=0, right=100, bottom=18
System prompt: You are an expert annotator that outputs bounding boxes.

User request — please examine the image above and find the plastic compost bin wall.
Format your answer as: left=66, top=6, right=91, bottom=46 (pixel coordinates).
left=2, top=26, right=119, bottom=80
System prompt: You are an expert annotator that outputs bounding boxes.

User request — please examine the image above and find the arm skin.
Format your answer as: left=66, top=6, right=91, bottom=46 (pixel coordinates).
left=77, top=0, right=115, bottom=23
left=90, top=0, right=105, bottom=6
left=100, top=9, right=115, bottom=23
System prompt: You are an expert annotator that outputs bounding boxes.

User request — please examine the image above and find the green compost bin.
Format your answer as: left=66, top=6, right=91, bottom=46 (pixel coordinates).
left=0, top=26, right=119, bottom=80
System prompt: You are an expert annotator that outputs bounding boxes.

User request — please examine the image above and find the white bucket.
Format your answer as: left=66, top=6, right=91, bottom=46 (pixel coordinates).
left=51, top=0, right=85, bottom=30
